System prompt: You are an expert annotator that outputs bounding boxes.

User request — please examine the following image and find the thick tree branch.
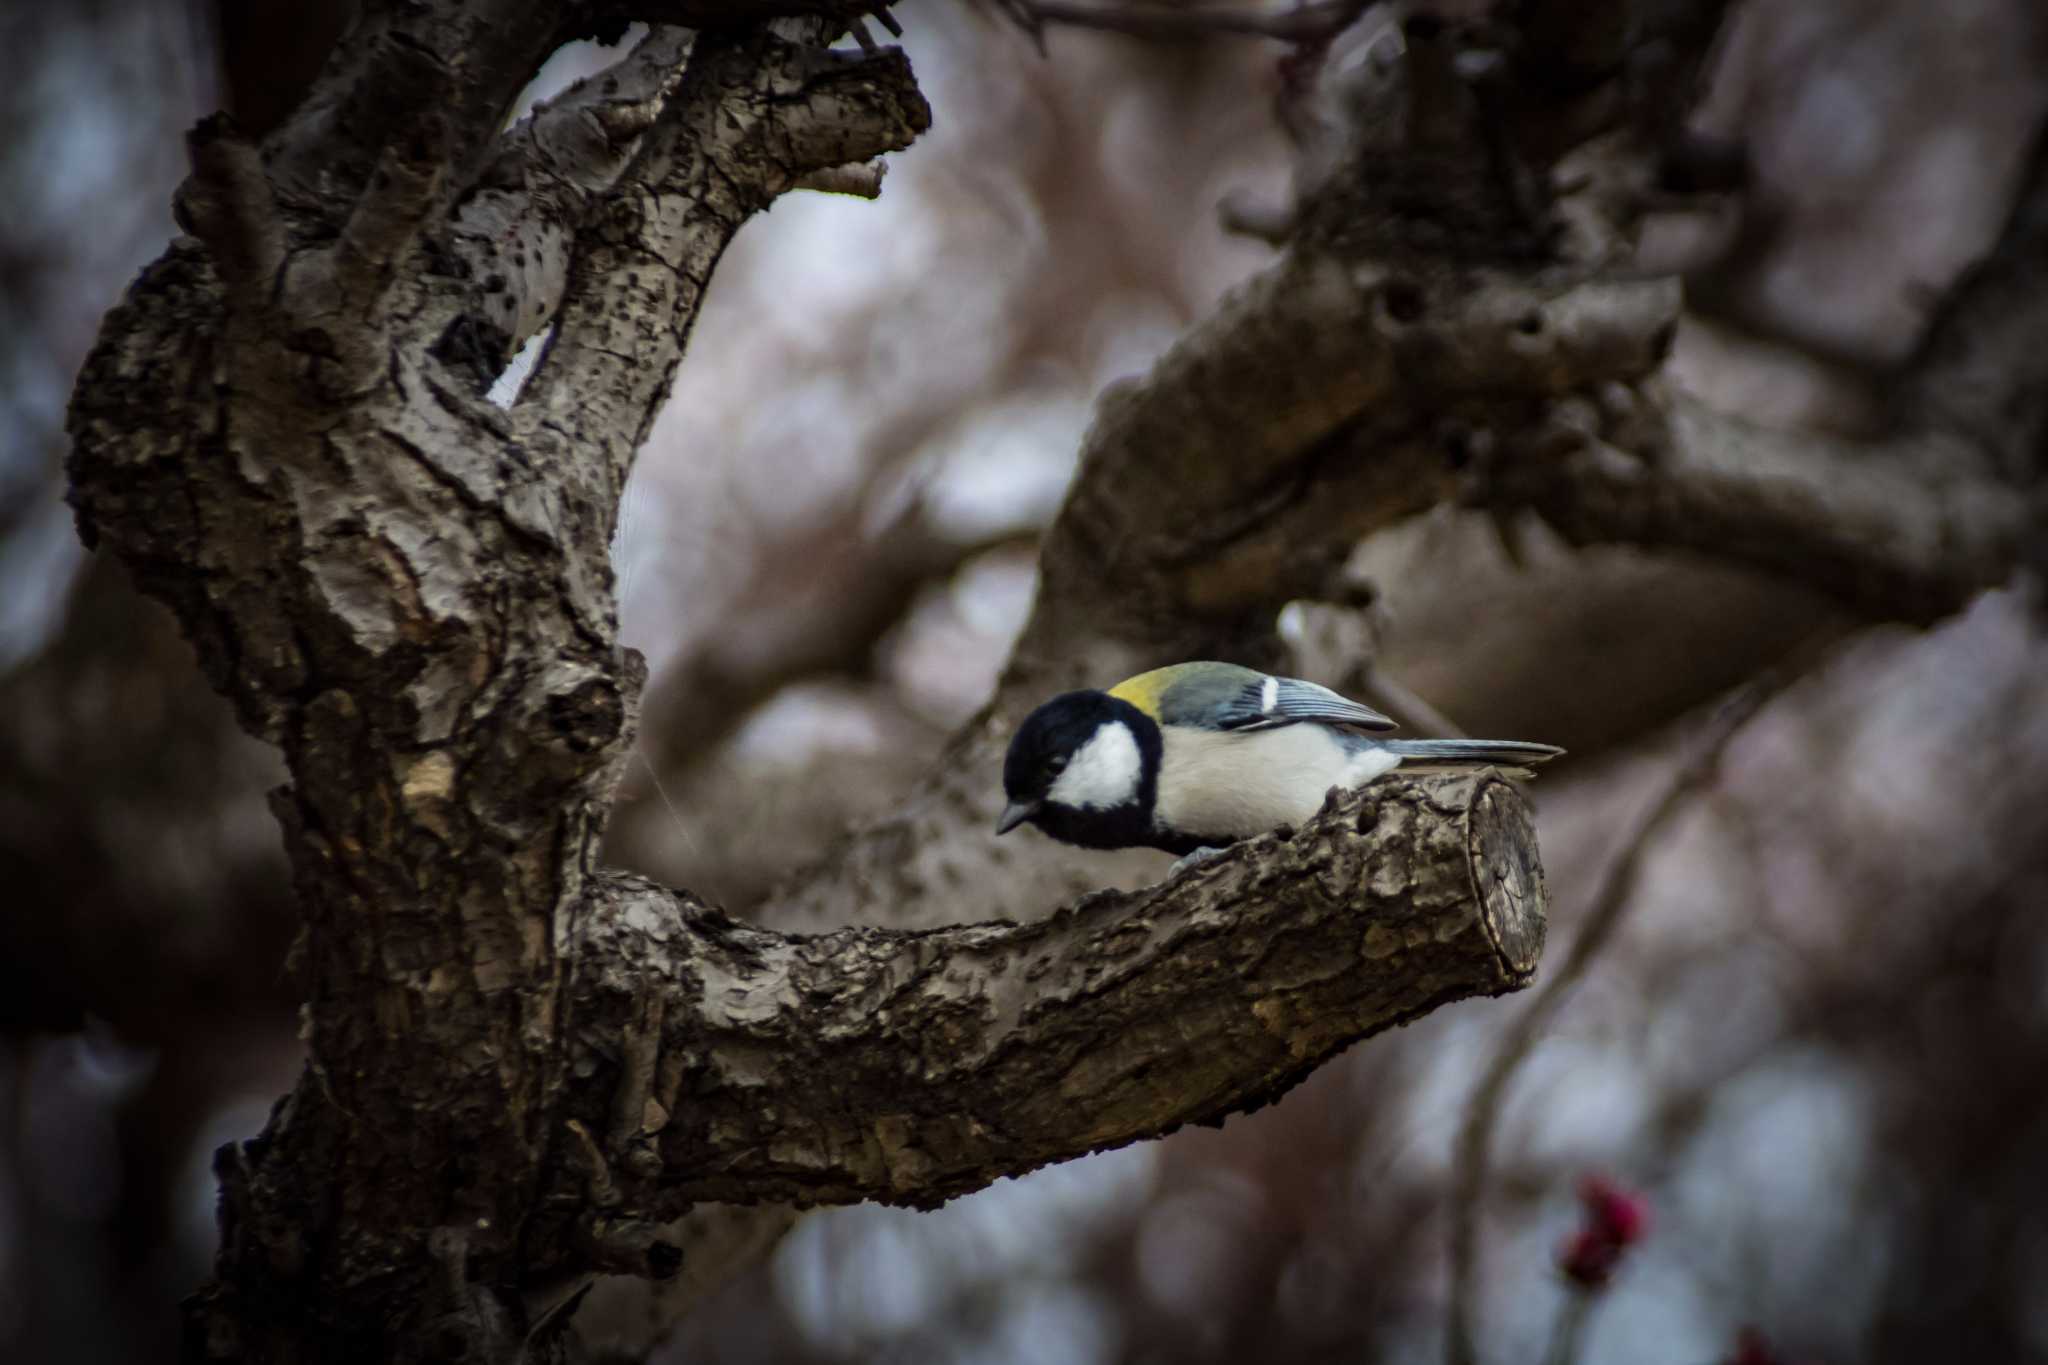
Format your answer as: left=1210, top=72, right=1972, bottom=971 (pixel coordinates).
left=1479, top=393, right=2031, bottom=625
left=519, top=24, right=930, bottom=500
left=441, top=26, right=697, bottom=376
left=574, top=775, right=1542, bottom=1215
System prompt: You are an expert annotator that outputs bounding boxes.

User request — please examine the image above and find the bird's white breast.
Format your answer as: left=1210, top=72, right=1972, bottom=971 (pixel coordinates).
left=1154, top=725, right=1401, bottom=841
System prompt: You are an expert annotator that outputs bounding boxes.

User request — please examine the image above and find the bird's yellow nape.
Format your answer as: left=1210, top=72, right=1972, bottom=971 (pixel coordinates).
left=1106, top=666, right=1177, bottom=720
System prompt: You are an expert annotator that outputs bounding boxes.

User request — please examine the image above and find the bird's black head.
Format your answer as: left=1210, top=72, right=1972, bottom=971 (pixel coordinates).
left=997, top=690, right=1161, bottom=850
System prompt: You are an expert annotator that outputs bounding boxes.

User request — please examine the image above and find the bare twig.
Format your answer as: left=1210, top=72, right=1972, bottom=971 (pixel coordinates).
left=1540, top=1292, right=1593, bottom=1365
left=1442, top=644, right=1830, bottom=1365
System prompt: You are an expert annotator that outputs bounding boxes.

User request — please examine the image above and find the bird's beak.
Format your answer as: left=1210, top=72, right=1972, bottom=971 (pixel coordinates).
left=995, top=800, right=1040, bottom=836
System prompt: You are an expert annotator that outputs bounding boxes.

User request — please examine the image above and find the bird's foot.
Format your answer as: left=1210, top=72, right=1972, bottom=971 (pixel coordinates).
left=1168, top=845, right=1229, bottom=878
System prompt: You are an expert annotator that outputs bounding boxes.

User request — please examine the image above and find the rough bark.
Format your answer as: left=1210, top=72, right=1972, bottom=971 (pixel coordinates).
left=575, top=774, right=1541, bottom=1215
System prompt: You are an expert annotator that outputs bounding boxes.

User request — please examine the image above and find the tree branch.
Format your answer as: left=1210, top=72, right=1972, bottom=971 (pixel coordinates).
left=439, top=26, right=698, bottom=377
left=792, top=157, right=889, bottom=197
left=575, top=774, right=1542, bottom=1215
left=1474, top=391, right=2031, bottom=626
left=518, top=24, right=930, bottom=498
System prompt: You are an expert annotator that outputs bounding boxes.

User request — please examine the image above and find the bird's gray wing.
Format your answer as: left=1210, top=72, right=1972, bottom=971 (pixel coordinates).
left=1157, top=667, right=1397, bottom=733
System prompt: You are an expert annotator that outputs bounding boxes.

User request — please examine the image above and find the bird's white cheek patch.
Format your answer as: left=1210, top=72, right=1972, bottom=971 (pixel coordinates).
left=1048, top=722, right=1142, bottom=809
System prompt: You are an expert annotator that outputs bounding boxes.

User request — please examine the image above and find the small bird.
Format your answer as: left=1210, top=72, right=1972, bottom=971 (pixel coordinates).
left=997, top=661, right=1562, bottom=857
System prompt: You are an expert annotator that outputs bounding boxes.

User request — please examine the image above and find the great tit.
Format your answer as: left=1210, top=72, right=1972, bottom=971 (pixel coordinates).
left=997, top=661, right=1562, bottom=856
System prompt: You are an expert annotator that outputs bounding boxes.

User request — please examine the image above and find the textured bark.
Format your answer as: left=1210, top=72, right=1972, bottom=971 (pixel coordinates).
left=573, top=775, right=1541, bottom=1213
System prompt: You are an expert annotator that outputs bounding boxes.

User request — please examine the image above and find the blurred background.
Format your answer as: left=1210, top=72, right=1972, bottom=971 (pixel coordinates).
left=4, top=1, right=2046, bottom=1362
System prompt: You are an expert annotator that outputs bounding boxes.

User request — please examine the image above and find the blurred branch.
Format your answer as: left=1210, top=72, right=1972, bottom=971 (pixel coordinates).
left=0, top=554, right=291, bottom=1035
left=1443, top=655, right=1822, bottom=1365
left=1359, top=663, right=1469, bottom=738
left=1476, top=391, right=2033, bottom=626
left=634, top=517, right=1029, bottom=780
left=1903, top=114, right=2048, bottom=485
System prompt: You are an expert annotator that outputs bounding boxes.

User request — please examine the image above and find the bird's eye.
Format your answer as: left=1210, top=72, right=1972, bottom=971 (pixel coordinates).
left=1048, top=757, right=1067, bottom=775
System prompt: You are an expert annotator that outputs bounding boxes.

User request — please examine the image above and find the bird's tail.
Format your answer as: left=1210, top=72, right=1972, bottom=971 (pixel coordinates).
left=1380, top=738, right=1564, bottom=775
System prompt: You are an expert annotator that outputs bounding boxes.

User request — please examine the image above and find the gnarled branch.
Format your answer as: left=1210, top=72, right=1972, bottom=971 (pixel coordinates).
left=576, top=774, right=1543, bottom=1214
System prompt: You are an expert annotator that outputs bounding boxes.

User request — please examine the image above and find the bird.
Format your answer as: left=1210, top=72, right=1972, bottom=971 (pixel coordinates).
left=996, top=660, right=1562, bottom=857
